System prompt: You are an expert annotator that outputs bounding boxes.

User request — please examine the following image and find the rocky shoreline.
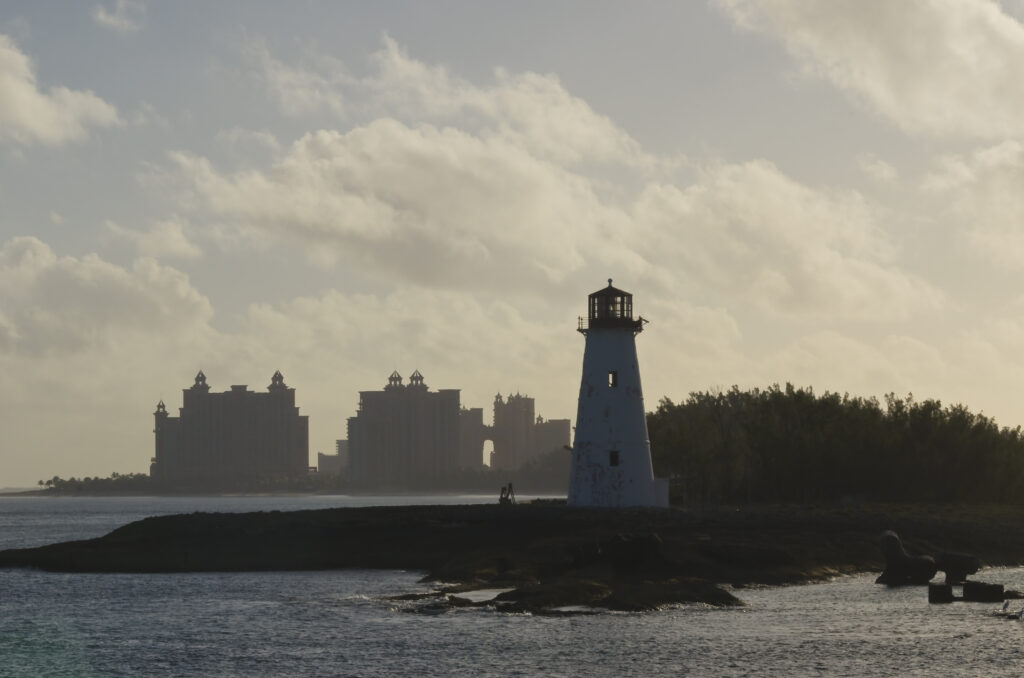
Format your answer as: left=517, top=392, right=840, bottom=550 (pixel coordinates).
left=3, top=503, right=1024, bottom=613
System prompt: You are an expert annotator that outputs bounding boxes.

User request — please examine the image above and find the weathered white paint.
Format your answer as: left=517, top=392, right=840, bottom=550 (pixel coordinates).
left=567, top=319, right=669, bottom=508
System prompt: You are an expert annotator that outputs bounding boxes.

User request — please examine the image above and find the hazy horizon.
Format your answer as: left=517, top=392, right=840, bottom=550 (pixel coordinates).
left=4, top=1, right=1024, bottom=487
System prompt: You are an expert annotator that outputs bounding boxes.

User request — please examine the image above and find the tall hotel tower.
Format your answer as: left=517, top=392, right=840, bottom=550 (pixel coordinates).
left=567, top=280, right=669, bottom=507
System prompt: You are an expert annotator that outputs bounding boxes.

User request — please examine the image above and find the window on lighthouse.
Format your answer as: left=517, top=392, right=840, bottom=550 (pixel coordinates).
left=609, top=450, right=620, bottom=467
left=606, top=296, right=623, bottom=318
left=608, top=370, right=618, bottom=387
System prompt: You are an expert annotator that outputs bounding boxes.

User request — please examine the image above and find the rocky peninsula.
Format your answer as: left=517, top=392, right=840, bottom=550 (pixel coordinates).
left=3, top=503, right=1024, bottom=613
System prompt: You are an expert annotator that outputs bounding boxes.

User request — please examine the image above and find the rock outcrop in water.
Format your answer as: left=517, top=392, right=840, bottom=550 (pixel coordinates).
left=875, top=530, right=938, bottom=585
left=3, top=503, right=1024, bottom=613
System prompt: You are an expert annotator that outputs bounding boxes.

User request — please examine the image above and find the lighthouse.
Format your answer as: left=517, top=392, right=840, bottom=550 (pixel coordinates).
left=568, top=280, right=669, bottom=508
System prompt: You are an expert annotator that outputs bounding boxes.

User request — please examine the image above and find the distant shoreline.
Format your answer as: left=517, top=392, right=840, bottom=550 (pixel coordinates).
left=3, top=503, right=1024, bottom=613
left=0, top=489, right=564, bottom=499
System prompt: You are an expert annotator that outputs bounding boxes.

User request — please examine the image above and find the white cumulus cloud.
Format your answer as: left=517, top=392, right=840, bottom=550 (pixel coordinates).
left=103, top=218, right=203, bottom=260
left=631, top=160, right=942, bottom=320
left=0, top=236, right=211, bottom=354
left=716, top=0, right=1024, bottom=138
left=365, top=36, right=661, bottom=169
left=161, top=119, right=617, bottom=293
left=923, top=140, right=1024, bottom=269
left=0, top=34, right=120, bottom=145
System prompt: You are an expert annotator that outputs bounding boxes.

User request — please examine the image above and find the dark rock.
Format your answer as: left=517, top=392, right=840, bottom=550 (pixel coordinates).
left=935, top=552, right=981, bottom=584
left=603, top=533, right=664, bottom=571
left=567, top=533, right=664, bottom=572
left=963, top=580, right=1004, bottom=603
left=928, top=583, right=955, bottom=603
left=699, top=541, right=794, bottom=568
left=876, top=530, right=937, bottom=586
left=7, top=503, right=1024, bottom=613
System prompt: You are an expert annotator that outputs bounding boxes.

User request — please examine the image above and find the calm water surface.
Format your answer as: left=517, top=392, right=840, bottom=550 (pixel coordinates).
left=2, top=496, right=1023, bottom=677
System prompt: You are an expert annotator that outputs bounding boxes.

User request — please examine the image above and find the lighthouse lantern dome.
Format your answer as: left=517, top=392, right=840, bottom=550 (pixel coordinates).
left=581, top=279, right=644, bottom=333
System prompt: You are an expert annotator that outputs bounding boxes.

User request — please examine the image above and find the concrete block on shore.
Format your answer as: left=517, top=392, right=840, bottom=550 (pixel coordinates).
left=963, top=580, right=1004, bottom=603
left=928, top=583, right=954, bottom=603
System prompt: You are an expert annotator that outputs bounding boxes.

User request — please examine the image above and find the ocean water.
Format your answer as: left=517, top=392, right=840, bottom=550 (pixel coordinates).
left=2, top=496, right=1024, bottom=677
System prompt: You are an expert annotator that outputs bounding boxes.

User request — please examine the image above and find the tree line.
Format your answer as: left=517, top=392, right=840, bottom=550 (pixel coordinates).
left=38, top=472, right=153, bottom=494
left=647, top=384, right=1024, bottom=506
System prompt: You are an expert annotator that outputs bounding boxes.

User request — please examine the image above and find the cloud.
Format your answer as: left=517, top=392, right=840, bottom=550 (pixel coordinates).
left=128, top=100, right=169, bottom=128
left=0, top=236, right=211, bottom=354
left=923, top=141, right=1024, bottom=269
left=241, top=37, right=346, bottom=118
left=103, top=218, right=203, bottom=260
left=160, top=38, right=935, bottom=323
left=161, top=124, right=939, bottom=322
left=631, top=160, right=942, bottom=320
left=764, top=330, right=948, bottom=398
left=240, top=35, right=660, bottom=169
left=92, top=0, right=145, bottom=33
left=0, top=236, right=215, bottom=485
left=241, top=288, right=579, bottom=394
left=716, top=0, right=1024, bottom=138
left=857, top=153, right=898, bottom=183
left=365, top=36, right=662, bottom=170
left=215, top=127, right=281, bottom=153
left=0, top=34, right=120, bottom=145
left=161, top=120, right=617, bottom=293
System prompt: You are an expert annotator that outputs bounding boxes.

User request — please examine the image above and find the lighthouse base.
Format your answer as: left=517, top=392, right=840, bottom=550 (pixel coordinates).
left=653, top=477, right=670, bottom=508
left=567, top=460, right=670, bottom=508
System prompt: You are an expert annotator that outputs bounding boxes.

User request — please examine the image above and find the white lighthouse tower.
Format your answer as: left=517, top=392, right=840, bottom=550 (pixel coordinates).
left=568, top=280, right=669, bottom=508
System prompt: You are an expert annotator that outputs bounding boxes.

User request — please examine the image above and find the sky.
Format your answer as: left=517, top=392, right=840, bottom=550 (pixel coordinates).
left=4, top=0, right=1024, bottom=487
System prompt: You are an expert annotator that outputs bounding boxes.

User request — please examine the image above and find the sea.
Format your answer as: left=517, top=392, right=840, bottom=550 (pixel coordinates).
left=2, top=495, right=1024, bottom=678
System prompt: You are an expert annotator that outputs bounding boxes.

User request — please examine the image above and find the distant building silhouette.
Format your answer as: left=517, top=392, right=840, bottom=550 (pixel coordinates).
left=316, top=440, right=349, bottom=475
left=317, top=452, right=343, bottom=475
left=447, top=392, right=570, bottom=471
left=535, top=415, right=571, bottom=464
left=347, top=371, right=570, bottom=488
left=458, top=406, right=487, bottom=469
left=347, top=370, right=461, bottom=488
left=490, top=393, right=534, bottom=470
left=488, top=394, right=571, bottom=471
left=151, top=370, right=309, bottom=487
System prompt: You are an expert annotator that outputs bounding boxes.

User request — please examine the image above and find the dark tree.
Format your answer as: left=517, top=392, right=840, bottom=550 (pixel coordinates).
left=648, top=384, right=1024, bottom=506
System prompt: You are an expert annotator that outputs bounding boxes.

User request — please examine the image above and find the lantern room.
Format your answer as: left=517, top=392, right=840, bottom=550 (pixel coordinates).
left=579, top=279, right=645, bottom=333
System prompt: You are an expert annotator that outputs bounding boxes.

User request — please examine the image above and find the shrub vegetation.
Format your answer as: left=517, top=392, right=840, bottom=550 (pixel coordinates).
left=648, top=384, right=1024, bottom=505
